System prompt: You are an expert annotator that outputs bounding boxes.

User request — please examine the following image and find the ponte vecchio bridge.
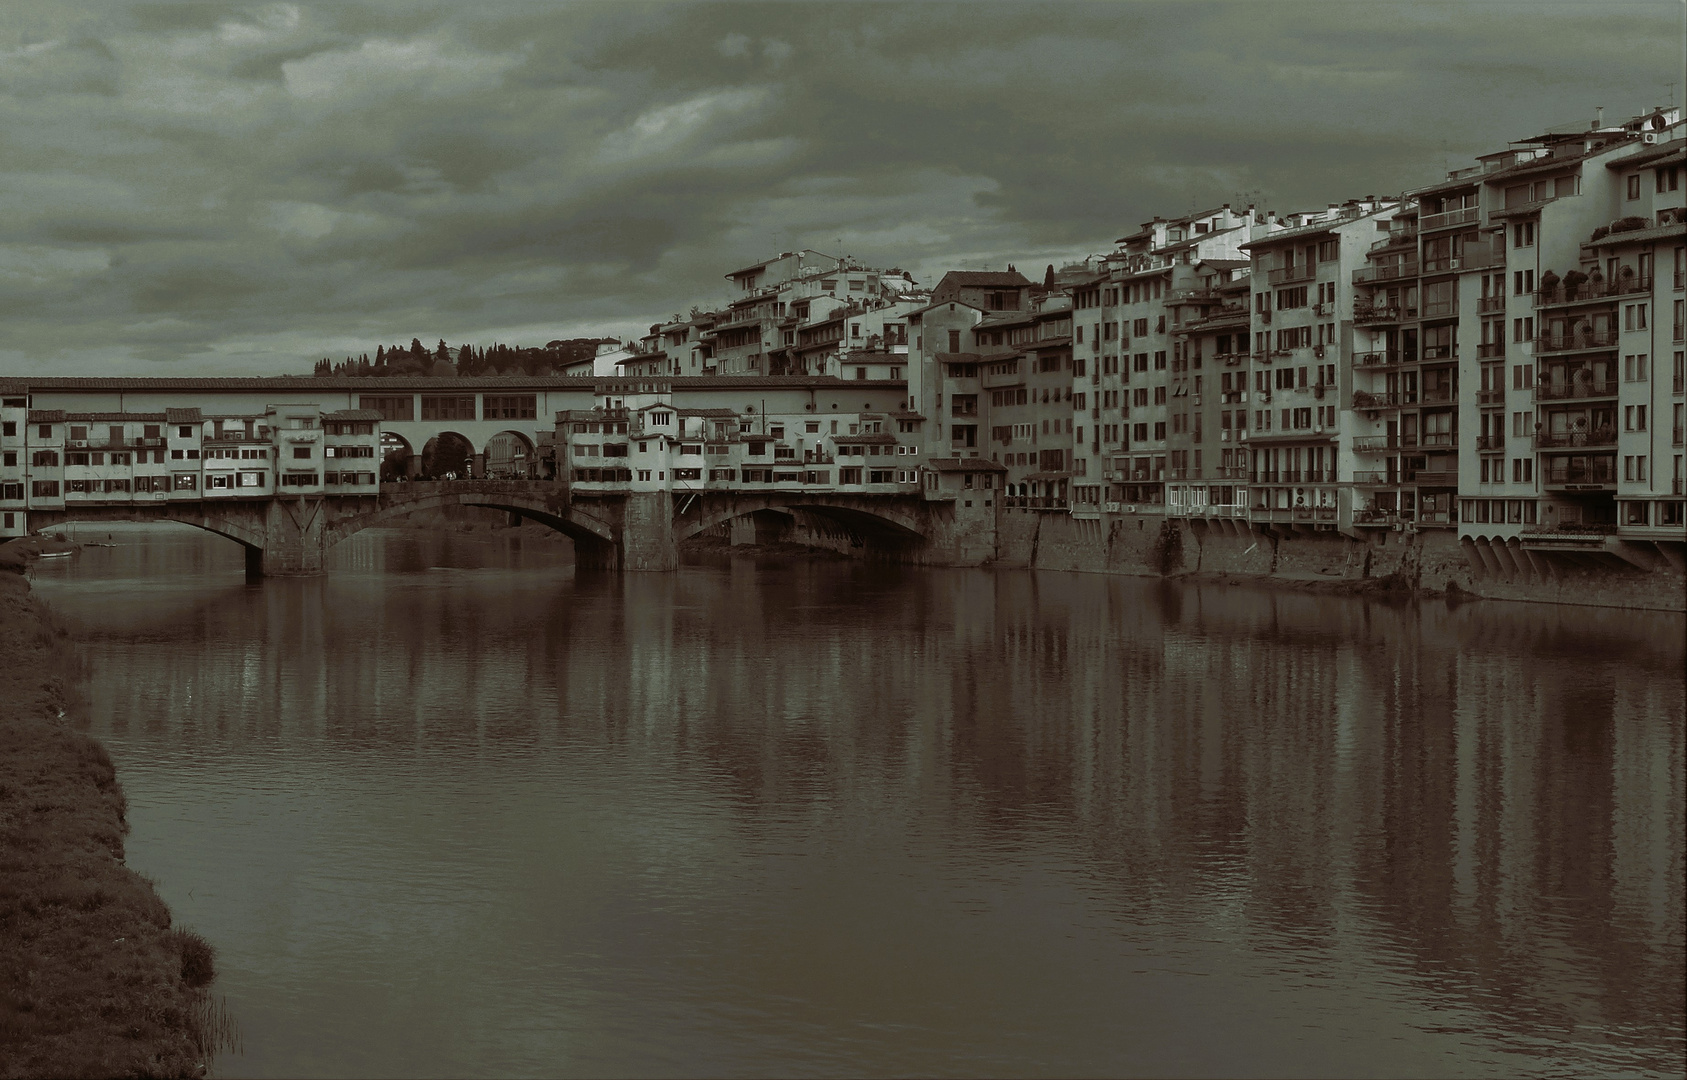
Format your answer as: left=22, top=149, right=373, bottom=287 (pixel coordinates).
left=1, top=375, right=1004, bottom=572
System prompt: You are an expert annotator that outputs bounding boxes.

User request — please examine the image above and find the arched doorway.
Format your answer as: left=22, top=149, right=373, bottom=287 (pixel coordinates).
left=420, top=432, right=474, bottom=480
left=379, top=432, right=414, bottom=482
left=485, top=431, right=536, bottom=479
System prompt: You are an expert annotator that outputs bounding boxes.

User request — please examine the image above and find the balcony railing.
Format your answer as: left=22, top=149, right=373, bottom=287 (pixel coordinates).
left=1420, top=206, right=1480, bottom=232
left=1421, top=300, right=1458, bottom=320
left=1477, top=295, right=1507, bottom=314
left=1543, top=461, right=1617, bottom=486
left=1353, top=261, right=1419, bottom=285
left=1534, top=330, right=1619, bottom=354
left=1266, top=265, right=1316, bottom=286
left=1675, top=427, right=1685, bottom=447
left=1413, top=470, right=1457, bottom=486
left=1476, top=389, right=1505, bottom=405
left=1353, top=436, right=1417, bottom=453
left=1419, top=432, right=1458, bottom=448
left=1420, top=388, right=1455, bottom=404
left=1354, top=304, right=1417, bottom=325
left=1534, top=378, right=1618, bottom=401
left=1534, top=276, right=1652, bottom=307
left=1352, top=390, right=1406, bottom=409
left=1422, top=345, right=1457, bottom=362
left=1478, top=341, right=1505, bottom=358
left=1354, top=350, right=1417, bottom=369
left=1535, top=430, right=1617, bottom=450
left=1460, top=245, right=1505, bottom=271
left=1369, top=228, right=1418, bottom=252
left=1476, top=433, right=1502, bottom=449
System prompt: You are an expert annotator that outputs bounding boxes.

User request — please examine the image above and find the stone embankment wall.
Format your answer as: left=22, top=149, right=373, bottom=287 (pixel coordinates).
left=991, top=508, right=1686, bottom=612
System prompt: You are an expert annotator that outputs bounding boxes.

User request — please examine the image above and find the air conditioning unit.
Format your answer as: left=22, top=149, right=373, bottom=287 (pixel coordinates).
left=1221, top=431, right=1230, bottom=442
left=1644, top=132, right=1661, bottom=144
left=1449, top=258, right=1461, bottom=270
left=1314, top=346, right=1325, bottom=358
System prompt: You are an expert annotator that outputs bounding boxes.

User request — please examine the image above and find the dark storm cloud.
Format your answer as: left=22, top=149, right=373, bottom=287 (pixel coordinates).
left=0, top=1, right=1680, bottom=374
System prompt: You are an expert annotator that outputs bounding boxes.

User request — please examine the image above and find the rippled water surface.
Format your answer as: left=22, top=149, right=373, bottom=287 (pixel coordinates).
left=28, top=525, right=1687, bottom=1078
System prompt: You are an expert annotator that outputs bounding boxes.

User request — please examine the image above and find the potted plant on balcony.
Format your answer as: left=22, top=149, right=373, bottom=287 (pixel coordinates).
left=1539, top=270, right=1560, bottom=302
left=1562, top=269, right=1587, bottom=300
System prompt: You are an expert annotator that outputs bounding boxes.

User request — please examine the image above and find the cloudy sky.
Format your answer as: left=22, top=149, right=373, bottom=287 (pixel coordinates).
left=2, top=1, right=1682, bottom=375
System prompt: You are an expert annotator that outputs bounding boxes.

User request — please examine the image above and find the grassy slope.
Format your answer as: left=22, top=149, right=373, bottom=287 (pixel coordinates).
left=0, top=571, right=219, bottom=1079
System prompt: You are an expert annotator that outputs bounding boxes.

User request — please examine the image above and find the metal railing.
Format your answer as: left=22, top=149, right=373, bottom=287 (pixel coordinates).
left=1534, top=378, right=1618, bottom=401
left=1476, top=390, right=1504, bottom=405
left=1542, top=461, right=1617, bottom=486
left=1534, top=330, right=1619, bottom=353
left=1354, top=351, right=1414, bottom=368
left=1478, top=341, right=1505, bottom=358
left=1535, top=276, right=1652, bottom=306
left=1369, top=228, right=1418, bottom=252
left=1354, top=304, right=1418, bottom=325
left=1534, top=430, right=1617, bottom=449
left=1478, top=295, right=1507, bottom=313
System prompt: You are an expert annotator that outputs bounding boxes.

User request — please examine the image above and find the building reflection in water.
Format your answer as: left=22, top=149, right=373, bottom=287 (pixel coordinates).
left=39, top=528, right=1685, bottom=1073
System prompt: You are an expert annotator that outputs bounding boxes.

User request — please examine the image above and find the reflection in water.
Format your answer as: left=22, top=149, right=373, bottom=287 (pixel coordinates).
left=29, top=526, right=1686, bottom=1079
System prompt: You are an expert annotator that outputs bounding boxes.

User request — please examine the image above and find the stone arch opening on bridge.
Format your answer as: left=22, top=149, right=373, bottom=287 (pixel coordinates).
left=485, top=430, right=539, bottom=480
left=420, top=431, right=475, bottom=480
left=380, top=431, right=415, bottom=482
left=674, top=494, right=927, bottom=556
left=323, top=483, right=623, bottom=569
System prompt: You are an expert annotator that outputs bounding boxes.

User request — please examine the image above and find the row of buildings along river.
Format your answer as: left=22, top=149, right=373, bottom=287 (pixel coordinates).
left=1, top=106, right=1683, bottom=566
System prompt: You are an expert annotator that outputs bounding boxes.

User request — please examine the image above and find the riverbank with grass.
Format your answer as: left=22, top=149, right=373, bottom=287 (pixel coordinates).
left=0, top=568, right=228, bottom=1079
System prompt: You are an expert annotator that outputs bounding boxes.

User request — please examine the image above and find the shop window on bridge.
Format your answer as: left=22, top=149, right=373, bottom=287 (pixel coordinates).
left=359, top=396, right=415, bottom=422
left=674, top=468, right=702, bottom=480
left=708, top=468, right=736, bottom=481
left=292, top=446, right=313, bottom=459
left=32, top=451, right=58, bottom=467
left=279, top=473, right=316, bottom=487
left=603, top=444, right=629, bottom=458
left=1, top=483, right=21, bottom=501
left=31, top=481, right=59, bottom=497
left=841, top=467, right=863, bottom=484
left=241, top=472, right=266, bottom=487
left=485, top=395, right=537, bottom=420
left=173, top=474, right=197, bottom=490
left=422, top=395, right=476, bottom=421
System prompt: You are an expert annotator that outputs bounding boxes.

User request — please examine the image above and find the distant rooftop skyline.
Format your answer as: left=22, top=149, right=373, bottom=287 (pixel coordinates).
left=1, top=0, right=1682, bottom=375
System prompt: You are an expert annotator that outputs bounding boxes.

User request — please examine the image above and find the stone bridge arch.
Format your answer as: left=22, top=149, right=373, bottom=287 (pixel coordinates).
left=323, top=484, right=620, bottom=567
left=674, top=493, right=928, bottom=552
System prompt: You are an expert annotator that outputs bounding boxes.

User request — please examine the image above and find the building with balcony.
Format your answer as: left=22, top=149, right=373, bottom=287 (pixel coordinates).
left=1447, top=111, right=1686, bottom=561
left=1242, top=197, right=1398, bottom=530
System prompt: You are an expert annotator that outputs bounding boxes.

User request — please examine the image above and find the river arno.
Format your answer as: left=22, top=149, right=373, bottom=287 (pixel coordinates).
left=26, top=525, right=1686, bottom=1079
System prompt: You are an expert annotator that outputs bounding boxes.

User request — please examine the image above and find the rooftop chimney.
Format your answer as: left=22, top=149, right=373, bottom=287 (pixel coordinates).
left=1595, top=105, right=1604, bottom=129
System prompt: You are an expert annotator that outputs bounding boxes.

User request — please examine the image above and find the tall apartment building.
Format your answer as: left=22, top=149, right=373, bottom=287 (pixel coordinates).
left=1164, top=262, right=1252, bottom=517
left=1242, top=198, right=1398, bottom=529
left=1084, top=207, right=1257, bottom=511
left=1435, top=108, right=1686, bottom=569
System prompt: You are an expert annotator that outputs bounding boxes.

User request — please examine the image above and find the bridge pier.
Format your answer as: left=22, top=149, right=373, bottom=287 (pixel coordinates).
left=618, top=490, right=677, bottom=571
left=253, top=496, right=328, bottom=576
